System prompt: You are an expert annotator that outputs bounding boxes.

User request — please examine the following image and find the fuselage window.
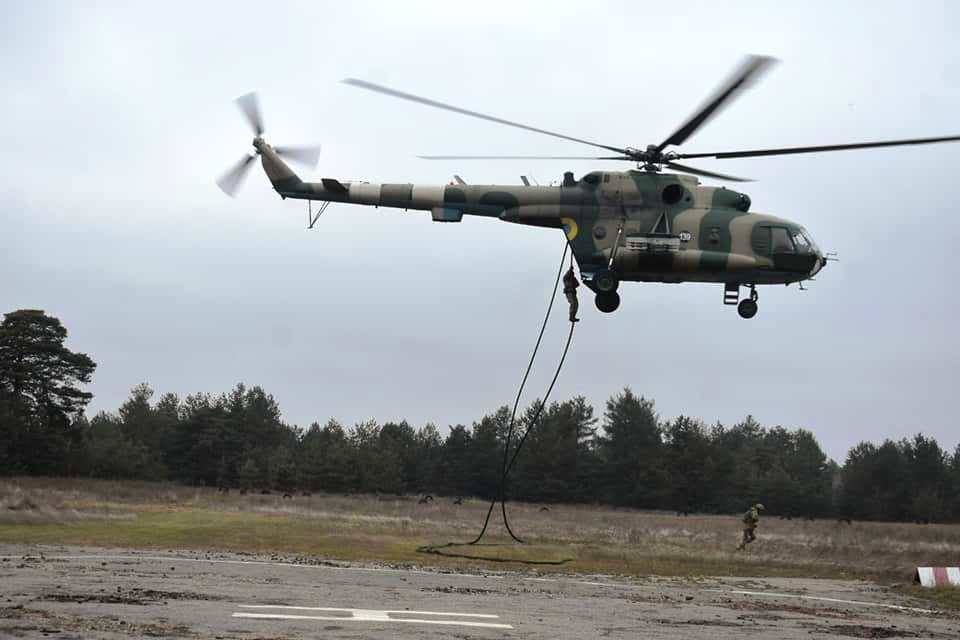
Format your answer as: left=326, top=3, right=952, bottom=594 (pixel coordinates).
left=603, top=174, right=610, bottom=183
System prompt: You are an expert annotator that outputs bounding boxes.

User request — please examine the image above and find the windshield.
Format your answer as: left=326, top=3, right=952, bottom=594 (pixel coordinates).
left=791, top=229, right=810, bottom=253
left=798, top=227, right=820, bottom=254
left=775, top=226, right=817, bottom=255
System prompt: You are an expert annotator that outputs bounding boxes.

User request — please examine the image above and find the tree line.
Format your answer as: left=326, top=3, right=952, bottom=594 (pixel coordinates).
left=2, top=309, right=959, bottom=523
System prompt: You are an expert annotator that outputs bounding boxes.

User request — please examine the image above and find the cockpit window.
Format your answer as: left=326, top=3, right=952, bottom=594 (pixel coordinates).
left=786, top=227, right=819, bottom=254
left=771, top=227, right=795, bottom=254
left=799, top=227, right=819, bottom=253
left=791, top=230, right=809, bottom=249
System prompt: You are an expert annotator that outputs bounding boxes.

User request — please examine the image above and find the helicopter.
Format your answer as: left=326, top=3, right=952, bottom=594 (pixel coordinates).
left=217, top=55, right=960, bottom=319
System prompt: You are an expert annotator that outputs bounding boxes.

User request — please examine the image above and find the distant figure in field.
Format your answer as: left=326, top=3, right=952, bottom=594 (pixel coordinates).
left=453, top=496, right=463, bottom=505
left=563, top=266, right=580, bottom=322
left=736, top=503, right=764, bottom=551
left=418, top=495, right=434, bottom=505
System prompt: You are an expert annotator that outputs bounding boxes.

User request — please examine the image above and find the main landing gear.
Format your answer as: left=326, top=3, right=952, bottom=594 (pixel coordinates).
left=595, top=291, right=620, bottom=313
left=593, top=270, right=620, bottom=313
left=725, top=283, right=759, bottom=319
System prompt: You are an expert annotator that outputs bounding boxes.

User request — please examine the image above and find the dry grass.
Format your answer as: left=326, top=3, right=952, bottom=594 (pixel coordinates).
left=2, top=477, right=959, bottom=585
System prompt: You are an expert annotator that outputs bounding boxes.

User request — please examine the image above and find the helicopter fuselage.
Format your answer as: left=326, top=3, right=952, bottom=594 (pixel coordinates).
left=259, top=141, right=825, bottom=300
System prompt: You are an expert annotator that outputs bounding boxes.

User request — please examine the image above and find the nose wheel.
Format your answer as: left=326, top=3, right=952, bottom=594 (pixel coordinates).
left=736, top=286, right=759, bottom=319
left=595, top=291, right=621, bottom=313
left=737, top=298, right=758, bottom=319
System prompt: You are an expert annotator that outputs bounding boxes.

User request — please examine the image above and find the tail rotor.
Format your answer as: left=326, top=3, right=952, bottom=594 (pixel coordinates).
left=216, top=92, right=321, bottom=197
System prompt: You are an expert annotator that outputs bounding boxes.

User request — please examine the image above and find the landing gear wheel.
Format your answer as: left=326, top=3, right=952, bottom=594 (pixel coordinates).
left=737, top=299, right=758, bottom=319
left=594, top=270, right=619, bottom=293
left=595, top=291, right=621, bottom=313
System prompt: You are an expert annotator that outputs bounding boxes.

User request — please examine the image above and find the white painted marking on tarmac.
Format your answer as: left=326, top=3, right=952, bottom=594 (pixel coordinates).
left=231, top=605, right=513, bottom=629
left=709, top=588, right=936, bottom=614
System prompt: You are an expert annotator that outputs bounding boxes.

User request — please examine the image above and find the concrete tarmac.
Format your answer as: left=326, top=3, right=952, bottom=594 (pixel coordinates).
left=1, top=545, right=958, bottom=639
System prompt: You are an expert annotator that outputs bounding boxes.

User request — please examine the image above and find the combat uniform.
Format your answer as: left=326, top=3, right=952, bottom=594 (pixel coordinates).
left=563, top=267, right=580, bottom=322
left=737, top=503, right=764, bottom=550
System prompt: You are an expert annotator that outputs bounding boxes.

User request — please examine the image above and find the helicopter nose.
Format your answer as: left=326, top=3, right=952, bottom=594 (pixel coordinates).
left=810, top=252, right=826, bottom=277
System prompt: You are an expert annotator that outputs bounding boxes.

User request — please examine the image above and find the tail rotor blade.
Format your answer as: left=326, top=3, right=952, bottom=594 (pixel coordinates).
left=235, top=92, right=265, bottom=136
left=216, top=154, right=256, bottom=197
left=274, top=144, right=322, bottom=168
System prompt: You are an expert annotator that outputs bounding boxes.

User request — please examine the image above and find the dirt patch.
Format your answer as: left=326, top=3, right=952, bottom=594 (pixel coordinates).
left=818, top=624, right=920, bottom=638
left=43, top=592, right=160, bottom=605
left=627, top=592, right=686, bottom=605
left=657, top=618, right=743, bottom=628
left=4, top=497, right=37, bottom=512
left=422, top=585, right=499, bottom=595
left=0, top=605, right=197, bottom=638
left=737, top=612, right=786, bottom=621
left=722, top=598, right=853, bottom=619
left=41, top=588, right=227, bottom=605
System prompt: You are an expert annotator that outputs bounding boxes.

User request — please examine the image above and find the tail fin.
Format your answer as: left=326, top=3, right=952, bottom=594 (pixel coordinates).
left=255, top=140, right=304, bottom=194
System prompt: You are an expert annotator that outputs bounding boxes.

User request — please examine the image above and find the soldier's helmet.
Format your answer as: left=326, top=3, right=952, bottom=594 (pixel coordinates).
left=755, top=503, right=765, bottom=510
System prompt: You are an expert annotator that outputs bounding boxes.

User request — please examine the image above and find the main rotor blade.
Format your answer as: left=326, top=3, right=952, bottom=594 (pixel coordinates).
left=235, top=92, right=264, bottom=136
left=675, top=134, right=960, bottom=160
left=418, top=155, right=631, bottom=160
left=343, top=78, right=629, bottom=155
left=275, top=144, right=322, bottom=167
left=664, top=161, right=751, bottom=182
left=657, top=55, right=776, bottom=153
left=216, top=154, right=256, bottom=197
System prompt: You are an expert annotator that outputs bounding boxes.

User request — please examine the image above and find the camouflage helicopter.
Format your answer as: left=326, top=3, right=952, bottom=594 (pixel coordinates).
left=217, top=56, right=960, bottom=318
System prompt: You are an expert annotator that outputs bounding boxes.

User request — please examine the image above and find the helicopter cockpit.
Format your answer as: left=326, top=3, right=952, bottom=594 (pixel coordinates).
left=759, top=225, right=824, bottom=275
left=770, top=226, right=818, bottom=255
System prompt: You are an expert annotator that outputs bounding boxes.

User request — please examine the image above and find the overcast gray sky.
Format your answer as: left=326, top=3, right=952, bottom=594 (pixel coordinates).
left=3, top=1, right=959, bottom=462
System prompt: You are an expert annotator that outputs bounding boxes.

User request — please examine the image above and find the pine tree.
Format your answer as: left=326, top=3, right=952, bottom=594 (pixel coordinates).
left=0, top=310, right=96, bottom=474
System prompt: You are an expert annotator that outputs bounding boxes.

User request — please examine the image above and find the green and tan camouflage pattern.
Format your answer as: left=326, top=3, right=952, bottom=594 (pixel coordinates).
left=255, top=139, right=825, bottom=288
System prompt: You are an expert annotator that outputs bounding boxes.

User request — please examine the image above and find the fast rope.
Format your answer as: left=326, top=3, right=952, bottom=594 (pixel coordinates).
left=416, top=240, right=577, bottom=562
left=467, top=240, right=576, bottom=545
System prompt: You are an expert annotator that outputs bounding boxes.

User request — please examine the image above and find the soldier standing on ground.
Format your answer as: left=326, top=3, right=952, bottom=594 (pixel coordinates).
left=736, top=503, right=764, bottom=550
left=563, top=265, right=580, bottom=322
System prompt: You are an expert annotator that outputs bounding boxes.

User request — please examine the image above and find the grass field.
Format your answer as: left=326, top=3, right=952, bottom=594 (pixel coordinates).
left=2, top=477, right=959, bottom=593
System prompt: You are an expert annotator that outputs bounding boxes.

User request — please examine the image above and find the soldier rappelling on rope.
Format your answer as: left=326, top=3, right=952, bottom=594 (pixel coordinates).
left=563, top=265, right=580, bottom=323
